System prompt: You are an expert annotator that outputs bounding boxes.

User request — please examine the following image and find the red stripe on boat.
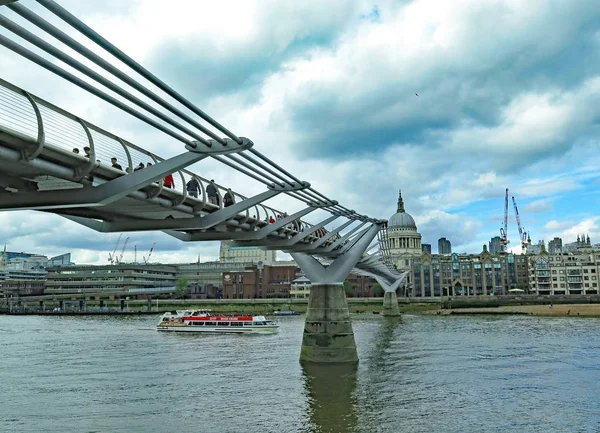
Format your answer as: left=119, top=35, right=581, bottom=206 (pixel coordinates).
left=184, top=316, right=253, bottom=321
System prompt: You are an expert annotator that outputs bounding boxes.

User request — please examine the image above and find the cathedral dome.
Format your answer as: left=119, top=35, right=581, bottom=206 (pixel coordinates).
left=388, top=191, right=417, bottom=230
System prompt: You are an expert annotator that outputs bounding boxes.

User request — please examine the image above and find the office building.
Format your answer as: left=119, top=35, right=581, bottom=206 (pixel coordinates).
left=45, top=263, right=178, bottom=296
left=421, top=244, right=432, bottom=254
left=489, top=236, right=503, bottom=254
left=219, top=241, right=277, bottom=265
left=548, top=237, right=563, bottom=254
left=438, top=237, right=452, bottom=254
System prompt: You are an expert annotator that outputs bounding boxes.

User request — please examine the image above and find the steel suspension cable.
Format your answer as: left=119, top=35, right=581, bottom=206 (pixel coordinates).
left=7, top=3, right=226, bottom=145
left=0, top=34, right=196, bottom=147
left=37, top=0, right=242, bottom=143
left=0, top=14, right=213, bottom=146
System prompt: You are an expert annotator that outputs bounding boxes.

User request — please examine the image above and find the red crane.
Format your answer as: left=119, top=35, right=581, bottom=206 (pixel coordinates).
left=499, top=188, right=509, bottom=252
left=512, top=196, right=528, bottom=250
left=143, top=243, right=156, bottom=264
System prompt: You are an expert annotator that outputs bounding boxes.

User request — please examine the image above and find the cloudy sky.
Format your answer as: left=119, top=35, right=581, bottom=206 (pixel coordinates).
left=1, top=0, right=599, bottom=264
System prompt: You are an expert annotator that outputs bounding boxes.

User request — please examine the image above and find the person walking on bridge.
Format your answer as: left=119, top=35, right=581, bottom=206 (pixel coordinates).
left=111, top=157, right=123, bottom=171
left=186, top=176, right=201, bottom=198
left=223, top=188, right=235, bottom=207
left=163, top=173, right=175, bottom=189
left=206, top=180, right=219, bottom=206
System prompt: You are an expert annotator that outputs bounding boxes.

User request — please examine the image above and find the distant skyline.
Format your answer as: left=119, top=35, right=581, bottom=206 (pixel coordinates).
left=0, top=0, right=599, bottom=264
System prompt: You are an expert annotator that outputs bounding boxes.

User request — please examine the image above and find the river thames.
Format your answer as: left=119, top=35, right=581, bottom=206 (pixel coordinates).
left=1, top=313, right=599, bottom=433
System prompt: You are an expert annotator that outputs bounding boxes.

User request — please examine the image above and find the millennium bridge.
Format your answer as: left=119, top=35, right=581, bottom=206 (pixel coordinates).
left=0, top=0, right=408, bottom=363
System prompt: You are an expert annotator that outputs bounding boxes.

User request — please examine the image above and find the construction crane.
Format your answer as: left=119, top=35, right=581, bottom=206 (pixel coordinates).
left=108, top=234, right=122, bottom=265
left=116, top=237, right=130, bottom=264
left=143, top=243, right=156, bottom=264
left=499, top=188, right=509, bottom=252
left=512, top=196, right=528, bottom=250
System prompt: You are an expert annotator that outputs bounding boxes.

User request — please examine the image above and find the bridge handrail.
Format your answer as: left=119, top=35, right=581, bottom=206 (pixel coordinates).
left=0, top=77, right=313, bottom=231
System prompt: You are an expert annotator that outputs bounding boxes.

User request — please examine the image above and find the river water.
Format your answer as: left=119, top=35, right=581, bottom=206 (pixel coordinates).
left=1, top=313, right=599, bottom=433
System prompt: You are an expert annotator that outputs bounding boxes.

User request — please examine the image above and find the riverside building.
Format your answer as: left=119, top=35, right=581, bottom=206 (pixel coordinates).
left=177, top=261, right=246, bottom=299
left=411, top=247, right=528, bottom=297
left=222, top=264, right=300, bottom=299
left=0, top=247, right=49, bottom=296
left=528, top=243, right=599, bottom=295
left=219, top=241, right=277, bottom=265
left=384, top=192, right=528, bottom=297
left=45, top=263, right=178, bottom=296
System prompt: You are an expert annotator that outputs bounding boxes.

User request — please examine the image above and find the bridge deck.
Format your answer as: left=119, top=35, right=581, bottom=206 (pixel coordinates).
left=0, top=78, right=329, bottom=248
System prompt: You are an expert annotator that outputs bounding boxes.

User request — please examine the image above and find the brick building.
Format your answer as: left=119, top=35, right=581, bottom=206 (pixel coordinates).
left=222, top=264, right=300, bottom=299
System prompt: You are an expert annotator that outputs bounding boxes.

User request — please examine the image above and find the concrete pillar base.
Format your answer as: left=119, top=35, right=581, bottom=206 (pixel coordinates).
left=381, top=291, right=401, bottom=317
left=300, top=284, right=358, bottom=363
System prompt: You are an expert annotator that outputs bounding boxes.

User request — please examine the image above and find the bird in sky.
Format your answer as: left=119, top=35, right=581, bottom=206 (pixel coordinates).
left=415, top=93, right=419, bottom=96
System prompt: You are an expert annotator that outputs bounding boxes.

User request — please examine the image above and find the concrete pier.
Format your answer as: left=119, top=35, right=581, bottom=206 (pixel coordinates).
left=300, top=284, right=358, bottom=363
left=381, top=291, right=401, bottom=317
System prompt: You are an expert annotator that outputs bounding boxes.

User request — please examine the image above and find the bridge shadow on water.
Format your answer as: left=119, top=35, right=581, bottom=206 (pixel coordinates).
left=301, top=362, right=358, bottom=433
left=301, top=317, right=404, bottom=433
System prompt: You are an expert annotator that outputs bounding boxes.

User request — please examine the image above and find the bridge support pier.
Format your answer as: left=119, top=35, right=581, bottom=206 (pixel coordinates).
left=300, top=283, right=358, bottom=363
left=381, top=291, right=400, bottom=317
left=291, top=222, right=383, bottom=364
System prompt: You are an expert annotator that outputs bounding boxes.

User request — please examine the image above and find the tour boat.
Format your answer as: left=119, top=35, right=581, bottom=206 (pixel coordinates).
left=156, top=310, right=279, bottom=334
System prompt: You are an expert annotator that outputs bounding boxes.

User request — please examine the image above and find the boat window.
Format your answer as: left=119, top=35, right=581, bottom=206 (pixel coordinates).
left=230, top=322, right=242, bottom=327
left=243, top=322, right=253, bottom=326
left=208, top=321, right=218, bottom=326
left=218, top=322, right=229, bottom=326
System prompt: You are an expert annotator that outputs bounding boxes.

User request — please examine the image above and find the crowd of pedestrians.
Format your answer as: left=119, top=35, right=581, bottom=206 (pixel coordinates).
left=70, top=150, right=315, bottom=233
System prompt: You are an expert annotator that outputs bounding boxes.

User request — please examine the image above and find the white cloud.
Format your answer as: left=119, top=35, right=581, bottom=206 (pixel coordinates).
left=523, top=198, right=554, bottom=214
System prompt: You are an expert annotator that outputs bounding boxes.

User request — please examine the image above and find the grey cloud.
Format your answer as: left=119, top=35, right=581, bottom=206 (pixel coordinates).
left=146, top=1, right=362, bottom=101
left=417, top=212, right=483, bottom=253
left=275, top=2, right=600, bottom=172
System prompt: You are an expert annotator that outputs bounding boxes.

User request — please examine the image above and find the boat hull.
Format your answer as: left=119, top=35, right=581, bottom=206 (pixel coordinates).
left=156, top=325, right=279, bottom=334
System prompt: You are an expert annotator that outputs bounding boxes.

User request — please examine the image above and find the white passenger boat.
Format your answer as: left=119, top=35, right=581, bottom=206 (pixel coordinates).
left=156, top=310, right=279, bottom=334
